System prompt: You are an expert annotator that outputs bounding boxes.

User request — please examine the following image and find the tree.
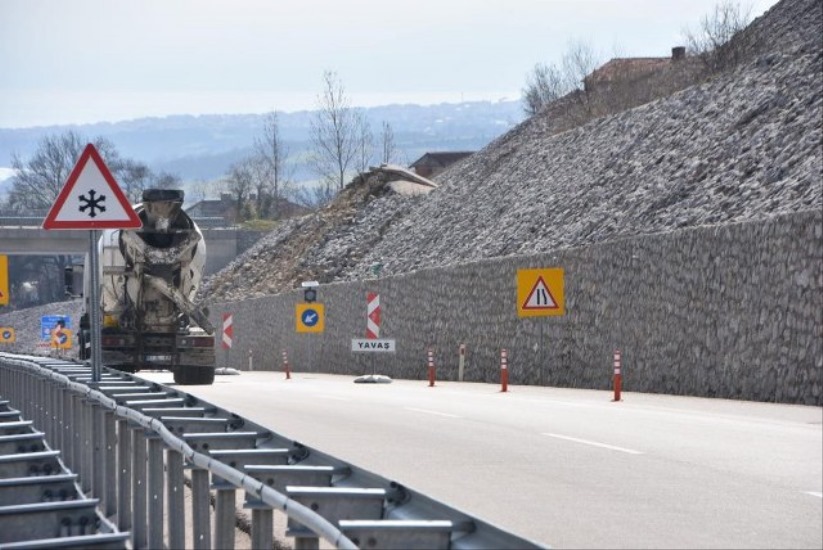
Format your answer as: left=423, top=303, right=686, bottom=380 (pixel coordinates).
left=4, top=130, right=157, bottom=212
left=522, top=62, right=569, bottom=116
left=353, top=110, right=374, bottom=177
left=522, top=40, right=602, bottom=116
left=380, top=121, right=397, bottom=164
left=254, top=111, right=292, bottom=218
left=684, top=1, right=753, bottom=72
left=310, top=70, right=359, bottom=198
left=225, top=158, right=255, bottom=223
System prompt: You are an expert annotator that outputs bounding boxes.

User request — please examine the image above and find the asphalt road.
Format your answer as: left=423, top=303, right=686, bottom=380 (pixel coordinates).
left=139, top=371, right=823, bottom=549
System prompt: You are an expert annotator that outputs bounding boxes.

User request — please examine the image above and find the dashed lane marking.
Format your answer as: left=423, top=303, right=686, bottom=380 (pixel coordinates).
left=405, top=407, right=460, bottom=418
left=542, top=432, right=644, bottom=455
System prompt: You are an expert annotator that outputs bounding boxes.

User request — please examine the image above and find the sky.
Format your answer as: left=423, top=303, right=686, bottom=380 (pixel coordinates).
left=1, top=0, right=780, bottom=129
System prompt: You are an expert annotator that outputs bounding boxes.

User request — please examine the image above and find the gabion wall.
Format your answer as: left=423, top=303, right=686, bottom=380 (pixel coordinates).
left=211, top=210, right=822, bottom=405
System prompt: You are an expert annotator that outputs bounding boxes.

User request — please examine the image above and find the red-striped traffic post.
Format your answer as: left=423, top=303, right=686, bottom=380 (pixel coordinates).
left=612, top=348, right=622, bottom=401
left=458, top=343, right=466, bottom=382
left=283, top=349, right=291, bottom=380
left=500, top=348, right=509, bottom=392
left=427, top=348, right=436, bottom=387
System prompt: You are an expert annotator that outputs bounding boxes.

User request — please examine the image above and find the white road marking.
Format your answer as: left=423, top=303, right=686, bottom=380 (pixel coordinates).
left=316, top=394, right=350, bottom=401
left=804, top=491, right=823, bottom=499
left=542, top=433, right=644, bottom=455
left=405, top=407, right=460, bottom=418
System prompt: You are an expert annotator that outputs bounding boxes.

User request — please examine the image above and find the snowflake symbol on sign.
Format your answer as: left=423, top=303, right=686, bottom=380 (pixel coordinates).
left=78, top=190, right=107, bottom=218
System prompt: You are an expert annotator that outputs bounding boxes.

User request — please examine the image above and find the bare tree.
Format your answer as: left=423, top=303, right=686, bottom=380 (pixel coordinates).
left=522, top=62, right=569, bottom=116
left=522, top=40, right=602, bottom=116
left=684, top=1, right=753, bottom=72
left=118, top=159, right=152, bottom=203
left=380, top=121, right=397, bottom=164
left=353, top=110, right=374, bottom=177
left=310, top=70, right=359, bottom=196
left=3, top=130, right=147, bottom=213
left=254, top=111, right=292, bottom=218
left=226, top=159, right=254, bottom=223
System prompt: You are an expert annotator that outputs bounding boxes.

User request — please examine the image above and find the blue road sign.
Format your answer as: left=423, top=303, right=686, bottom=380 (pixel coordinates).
left=301, top=308, right=319, bottom=327
left=41, top=315, right=71, bottom=341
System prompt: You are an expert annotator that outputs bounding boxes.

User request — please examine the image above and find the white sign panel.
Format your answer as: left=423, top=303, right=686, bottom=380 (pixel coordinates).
left=351, top=338, right=396, bottom=353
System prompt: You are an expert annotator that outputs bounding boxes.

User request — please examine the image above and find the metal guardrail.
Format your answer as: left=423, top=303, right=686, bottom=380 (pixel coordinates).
left=0, top=389, right=127, bottom=548
left=0, top=353, right=546, bottom=550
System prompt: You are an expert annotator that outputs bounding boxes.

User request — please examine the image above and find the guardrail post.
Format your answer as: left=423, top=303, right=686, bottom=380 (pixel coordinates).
left=61, top=384, right=73, bottom=469
left=251, top=506, right=273, bottom=550
left=214, top=474, right=236, bottom=550
left=104, top=409, right=117, bottom=517
left=117, top=419, right=132, bottom=533
left=92, top=403, right=105, bottom=500
left=148, top=435, right=165, bottom=550
left=133, top=427, right=148, bottom=549
left=81, top=397, right=93, bottom=494
left=192, top=468, right=212, bottom=550
left=167, top=449, right=186, bottom=550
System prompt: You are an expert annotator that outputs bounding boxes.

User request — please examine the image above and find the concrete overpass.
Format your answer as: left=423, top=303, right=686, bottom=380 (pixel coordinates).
left=0, top=218, right=249, bottom=275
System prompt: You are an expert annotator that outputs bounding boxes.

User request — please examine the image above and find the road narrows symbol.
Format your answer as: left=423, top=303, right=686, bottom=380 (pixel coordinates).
left=523, top=276, right=559, bottom=310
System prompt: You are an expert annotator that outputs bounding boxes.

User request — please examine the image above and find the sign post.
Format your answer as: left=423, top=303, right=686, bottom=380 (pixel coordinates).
left=353, top=276, right=394, bottom=383
left=42, top=143, right=142, bottom=382
left=517, top=268, right=565, bottom=386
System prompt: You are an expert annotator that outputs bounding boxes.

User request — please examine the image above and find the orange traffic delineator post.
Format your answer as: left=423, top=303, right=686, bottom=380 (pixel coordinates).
left=427, top=348, right=436, bottom=387
left=612, top=348, right=622, bottom=401
left=282, top=349, right=291, bottom=380
left=500, top=348, right=509, bottom=393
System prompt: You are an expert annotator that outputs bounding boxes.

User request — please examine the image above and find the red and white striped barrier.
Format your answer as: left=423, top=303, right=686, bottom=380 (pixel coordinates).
left=282, top=349, right=291, bottom=380
left=427, top=348, right=436, bottom=387
left=500, top=348, right=509, bottom=393
left=612, top=348, right=622, bottom=401
left=221, top=313, right=233, bottom=350
left=366, top=292, right=380, bottom=339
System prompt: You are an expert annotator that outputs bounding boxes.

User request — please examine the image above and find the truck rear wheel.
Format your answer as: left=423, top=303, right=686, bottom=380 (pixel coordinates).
left=174, top=366, right=215, bottom=385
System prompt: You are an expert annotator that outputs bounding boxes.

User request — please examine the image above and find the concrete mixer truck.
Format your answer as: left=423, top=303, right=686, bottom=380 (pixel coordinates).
left=78, top=189, right=216, bottom=385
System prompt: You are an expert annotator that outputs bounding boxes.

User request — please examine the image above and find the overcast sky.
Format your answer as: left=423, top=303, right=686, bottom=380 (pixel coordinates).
left=1, top=0, right=779, bottom=128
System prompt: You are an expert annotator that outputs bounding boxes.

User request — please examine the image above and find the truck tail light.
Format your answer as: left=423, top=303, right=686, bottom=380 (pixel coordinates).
left=101, top=336, right=128, bottom=347
left=178, top=336, right=214, bottom=348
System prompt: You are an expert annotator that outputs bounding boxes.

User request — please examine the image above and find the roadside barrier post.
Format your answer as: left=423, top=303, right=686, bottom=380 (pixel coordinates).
left=613, top=348, right=622, bottom=402
left=283, top=349, right=291, bottom=380
left=458, top=343, right=466, bottom=382
left=427, top=348, right=436, bottom=387
left=248, top=348, right=253, bottom=371
left=500, top=348, right=509, bottom=393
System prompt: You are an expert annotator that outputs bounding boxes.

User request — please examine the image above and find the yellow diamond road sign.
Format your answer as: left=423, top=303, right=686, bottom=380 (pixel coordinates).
left=517, top=268, right=565, bottom=317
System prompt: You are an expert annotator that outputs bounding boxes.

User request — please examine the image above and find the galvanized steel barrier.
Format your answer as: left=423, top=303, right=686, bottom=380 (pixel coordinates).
left=0, top=353, right=546, bottom=549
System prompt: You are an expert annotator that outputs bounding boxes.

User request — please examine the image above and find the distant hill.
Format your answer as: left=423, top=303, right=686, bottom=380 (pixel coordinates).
left=0, top=100, right=524, bottom=186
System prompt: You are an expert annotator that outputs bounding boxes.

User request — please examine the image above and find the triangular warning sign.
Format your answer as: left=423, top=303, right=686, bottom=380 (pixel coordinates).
left=522, top=276, right=559, bottom=310
left=42, top=143, right=142, bottom=230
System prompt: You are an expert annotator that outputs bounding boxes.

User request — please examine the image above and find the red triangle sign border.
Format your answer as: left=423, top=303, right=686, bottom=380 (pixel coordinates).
left=42, top=143, right=143, bottom=230
left=522, top=275, right=560, bottom=310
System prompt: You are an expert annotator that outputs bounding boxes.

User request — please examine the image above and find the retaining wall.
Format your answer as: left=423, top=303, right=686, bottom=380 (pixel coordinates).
left=210, top=210, right=822, bottom=405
